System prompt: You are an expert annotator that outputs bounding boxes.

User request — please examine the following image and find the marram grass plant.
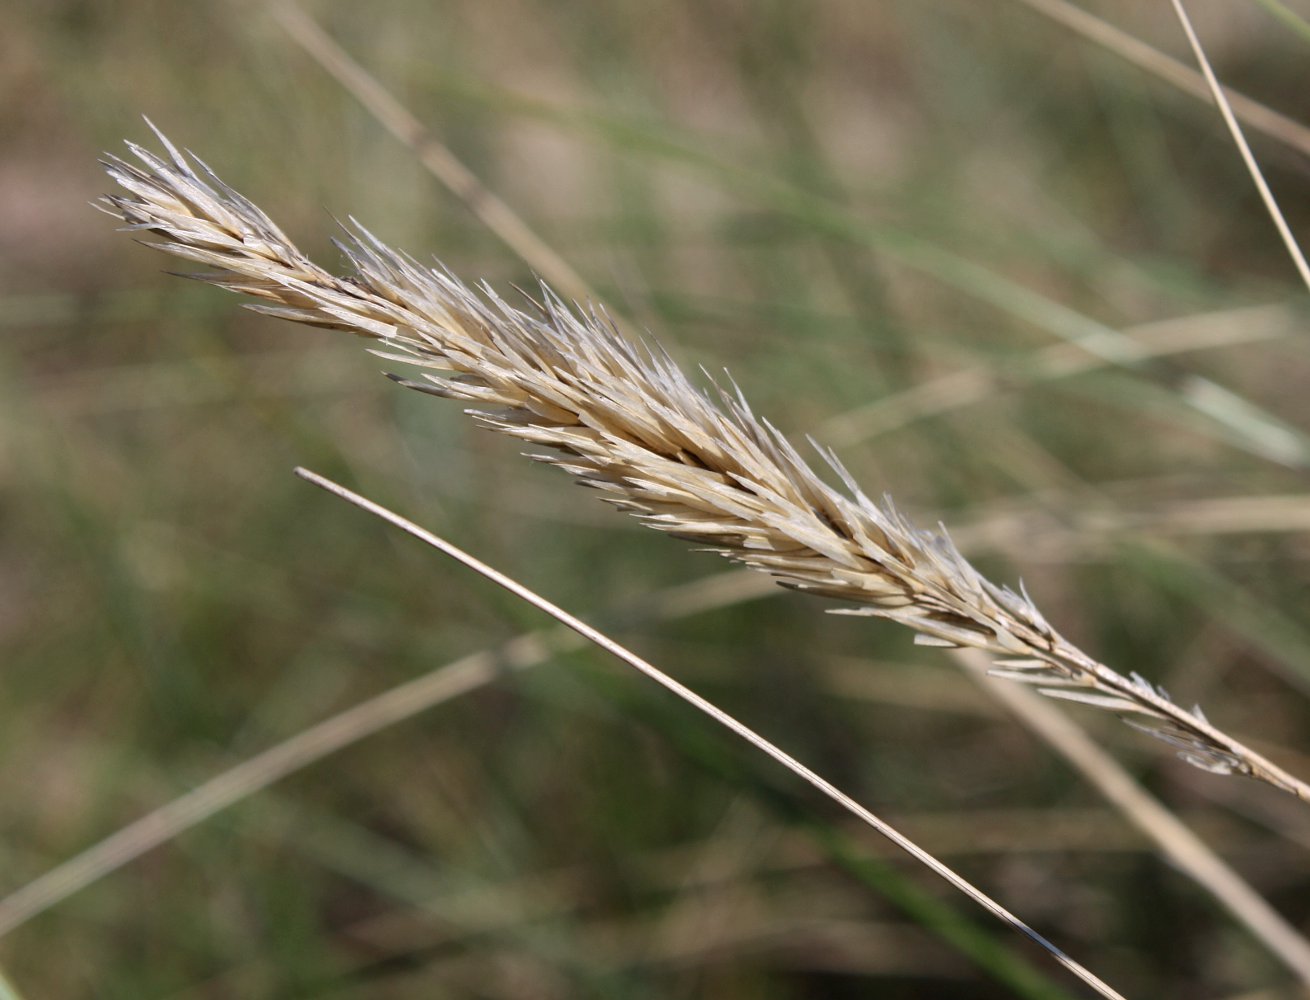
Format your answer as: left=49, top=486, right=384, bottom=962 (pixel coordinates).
left=101, top=123, right=1310, bottom=805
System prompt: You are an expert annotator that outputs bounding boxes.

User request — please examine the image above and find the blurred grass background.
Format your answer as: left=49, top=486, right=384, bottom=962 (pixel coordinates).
left=4, top=0, right=1310, bottom=996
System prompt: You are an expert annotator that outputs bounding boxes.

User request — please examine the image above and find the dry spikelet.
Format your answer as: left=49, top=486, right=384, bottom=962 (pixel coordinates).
left=99, top=123, right=1310, bottom=803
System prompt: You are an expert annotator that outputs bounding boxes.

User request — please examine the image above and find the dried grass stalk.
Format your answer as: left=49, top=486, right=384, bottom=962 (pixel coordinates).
left=100, top=124, right=1310, bottom=803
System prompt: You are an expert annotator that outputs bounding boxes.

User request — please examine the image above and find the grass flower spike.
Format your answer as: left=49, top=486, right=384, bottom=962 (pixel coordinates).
left=101, top=123, right=1310, bottom=803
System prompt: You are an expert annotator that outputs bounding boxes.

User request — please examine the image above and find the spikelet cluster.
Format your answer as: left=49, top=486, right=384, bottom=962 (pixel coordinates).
left=99, top=125, right=1310, bottom=801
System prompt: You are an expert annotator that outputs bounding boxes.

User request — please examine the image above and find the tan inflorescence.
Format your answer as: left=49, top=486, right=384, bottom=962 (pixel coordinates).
left=100, top=125, right=1310, bottom=801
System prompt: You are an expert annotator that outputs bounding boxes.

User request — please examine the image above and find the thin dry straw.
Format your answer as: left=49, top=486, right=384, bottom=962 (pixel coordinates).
left=98, top=126, right=1310, bottom=803
left=293, top=466, right=1128, bottom=1000
left=5, top=551, right=1308, bottom=980
left=1167, top=0, right=1310, bottom=291
left=1014, top=0, right=1310, bottom=159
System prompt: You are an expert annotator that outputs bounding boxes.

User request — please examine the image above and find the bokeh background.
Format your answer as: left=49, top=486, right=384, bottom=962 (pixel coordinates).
left=4, top=1, right=1310, bottom=996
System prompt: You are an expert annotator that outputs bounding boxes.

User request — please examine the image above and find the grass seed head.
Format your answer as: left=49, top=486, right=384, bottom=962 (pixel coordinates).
left=99, top=124, right=1310, bottom=801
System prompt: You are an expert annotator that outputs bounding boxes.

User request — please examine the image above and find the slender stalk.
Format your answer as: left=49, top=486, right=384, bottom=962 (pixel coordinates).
left=293, top=466, right=1128, bottom=1000
left=1012, top=0, right=1310, bottom=158
left=1167, top=0, right=1310, bottom=291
